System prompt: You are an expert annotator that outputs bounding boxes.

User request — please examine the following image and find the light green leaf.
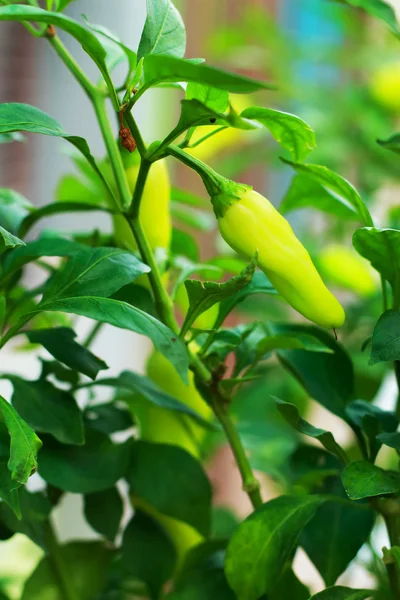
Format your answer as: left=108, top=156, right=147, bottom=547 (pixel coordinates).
left=138, top=0, right=186, bottom=61
left=0, top=188, right=32, bottom=234
left=225, top=495, right=323, bottom=600
left=341, top=460, right=400, bottom=500
left=332, top=0, right=400, bottom=35
left=0, top=395, right=42, bottom=484
left=0, top=225, right=24, bottom=255
left=242, top=106, right=316, bottom=161
left=275, top=399, right=348, bottom=463
left=281, top=159, right=372, bottom=226
left=186, top=83, right=229, bottom=113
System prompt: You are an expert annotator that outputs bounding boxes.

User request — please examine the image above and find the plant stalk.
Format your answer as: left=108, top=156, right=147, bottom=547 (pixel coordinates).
left=45, top=521, right=79, bottom=600
left=383, top=514, right=400, bottom=599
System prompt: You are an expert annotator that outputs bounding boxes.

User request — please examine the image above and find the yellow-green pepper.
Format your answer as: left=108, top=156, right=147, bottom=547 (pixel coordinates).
left=318, top=244, right=377, bottom=297
left=214, top=187, right=345, bottom=328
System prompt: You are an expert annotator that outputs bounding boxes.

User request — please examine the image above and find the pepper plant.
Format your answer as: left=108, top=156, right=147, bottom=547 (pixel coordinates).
left=0, top=0, right=400, bottom=599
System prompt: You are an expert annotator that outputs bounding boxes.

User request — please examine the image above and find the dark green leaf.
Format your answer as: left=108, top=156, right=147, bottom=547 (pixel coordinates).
left=84, top=403, right=132, bottom=435
left=84, top=487, right=123, bottom=541
left=273, top=324, right=354, bottom=420
left=138, top=0, right=186, bottom=61
left=280, top=175, right=358, bottom=220
left=225, top=495, right=323, bottom=600
left=376, top=431, right=400, bottom=449
left=333, top=0, right=400, bottom=35
left=369, top=310, right=400, bottom=365
left=281, top=159, right=372, bottom=226
left=0, top=486, right=51, bottom=547
left=353, top=228, right=400, bottom=285
left=27, top=327, right=108, bottom=380
left=29, top=297, right=189, bottom=382
left=38, top=429, right=131, bottom=493
left=377, top=133, right=400, bottom=155
left=242, top=106, right=315, bottom=161
left=341, top=460, right=400, bottom=500
left=40, top=359, right=79, bottom=386
left=141, top=55, right=274, bottom=95
left=10, top=377, right=84, bottom=445
left=275, top=399, right=348, bottom=463
left=268, top=567, right=309, bottom=600
left=0, top=394, right=42, bottom=485
left=0, top=425, right=20, bottom=517
left=309, top=586, right=374, bottom=600
left=122, top=510, right=177, bottom=599
left=181, top=254, right=257, bottom=336
left=127, top=441, right=212, bottom=536
left=21, top=541, right=113, bottom=600
left=0, top=188, right=32, bottom=234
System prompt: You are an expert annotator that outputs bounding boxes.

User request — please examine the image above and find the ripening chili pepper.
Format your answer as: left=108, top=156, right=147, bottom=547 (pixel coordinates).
left=213, top=187, right=345, bottom=328
left=318, top=245, right=377, bottom=297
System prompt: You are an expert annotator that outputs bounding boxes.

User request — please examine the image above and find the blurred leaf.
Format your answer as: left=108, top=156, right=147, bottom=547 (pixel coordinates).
left=122, top=510, right=177, bottom=600
left=28, top=297, right=189, bottom=382
left=280, top=175, right=358, bottom=220
left=27, top=327, right=108, bottom=380
left=341, top=461, right=400, bottom=500
left=332, top=0, right=400, bottom=35
left=84, top=487, right=123, bottom=541
left=171, top=228, right=200, bottom=262
left=82, top=16, right=137, bottom=75
left=353, top=228, right=400, bottom=285
left=173, top=99, right=254, bottom=139
left=377, top=431, right=400, bottom=450
left=84, top=403, right=132, bottom=435
left=172, top=187, right=208, bottom=207
left=41, top=247, right=149, bottom=303
left=141, top=55, right=274, bottom=95
left=0, top=394, right=42, bottom=485
left=225, top=495, right=323, bottom=600
left=171, top=205, right=215, bottom=232
left=127, top=441, right=212, bottom=536
left=309, top=587, right=375, bottom=600
left=268, top=566, right=309, bottom=600
left=0, top=487, right=51, bottom=547
left=0, top=188, right=32, bottom=234
left=377, top=133, right=400, bottom=155
left=10, top=377, right=84, bottom=445
left=181, top=254, right=257, bottom=336
left=138, top=0, right=186, bottom=61
left=40, top=359, right=79, bottom=386
left=0, top=225, right=24, bottom=255
left=186, top=83, right=229, bottom=113
left=0, top=424, right=21, bottom=517
left=211, top=507, right=239, bottom=538
left=21, top=541, right=113, bottom=600
left=38, top=429, right=131, bottom=493
left=0, top=132, right=24, bottom=143
left=275, top=399, right=348, bottom=463
left=369, top=310, right=400, bottom=365
left=273, top=325, right=354, bottom=420
left=281, top=159, right=372, bottom=226
left=242, top=106, right=315, bottom=161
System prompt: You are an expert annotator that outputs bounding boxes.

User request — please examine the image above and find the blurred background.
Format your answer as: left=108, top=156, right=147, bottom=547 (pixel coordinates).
left=2, top=0, right=400, bottom=596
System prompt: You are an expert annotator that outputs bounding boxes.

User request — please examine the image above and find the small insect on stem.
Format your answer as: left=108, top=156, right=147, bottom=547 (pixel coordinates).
left=45, top=25, right=56, bottom=38
left=119, top=103, right=136, bottom=153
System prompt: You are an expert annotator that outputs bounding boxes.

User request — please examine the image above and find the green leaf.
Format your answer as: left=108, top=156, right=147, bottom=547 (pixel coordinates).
left=346, top=400, right=398, bottom=434
left=21, top=541, right=113, bottom=600
left=31, top=297, right=189, bottom=382
left=127, top=441, right=212, bottom=536
left=171, top=204, right=215, bottom=232
left=38, top=429, right=131, bottom=493
left=173, top=99, right=254, bottom=139
left=41, top=247, right=150, bottom=303
left=0, top=188, right=32, bottom=234
left=82, top=16, right=137, bottom=75
left=186, top=83, right=229, bottom=113
left=171, top=227, right=200, bottom=262
left=242, top=106, right=315, bottom=162
left=84, top=403, right=132, bottom=435
left=273, top=324, right=354, bottom=420
left=141, top=55, right=274, bottom=95
left=268, top=567, right=309, bottom=600
left=84, top=487, right=123, bottom=541
left=19, top=201, right=113, bottom=238
left=300, top=477, right=375, bottom=587
left=138, top=0, right=186, bottom=61
left=275, top=399, right=348, bottom=463
left=332, top=0, right=400, bottom=35
left=308, top=586, right=374, bottom=600
left=0, top=395, right=42, bottom=485
left=9, top=377, right=84, bottom=445
left=122, top=510, right=177, bottom=600
left=0, top=6, right=114, bottom=91
left=280, top=175, right=358, bottom=220
left=369, top=310, right=400, bottom=365
left=27, top=327, right=108, bottom=380
left=0, top=425, right=20, bottom=517
left=341, top=460, right=400, bottom=500
left=353, top=228, right=400, bottom=285
left=224, top=495, right=323, bottom=600
left=377, top=133, right=400, bottom=155
left=0, top=225, right=24, bottom=255
left=181, top=254, right=257, bottom=336
left=1, top=235, right=83, bottom=280
left=256, top=333, right=334, bottom=356
left=0, top=486, right=51, bottom=547
left=57, top=0, right=78, bottom=11
left=281, top=159, right=372, bottom=226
